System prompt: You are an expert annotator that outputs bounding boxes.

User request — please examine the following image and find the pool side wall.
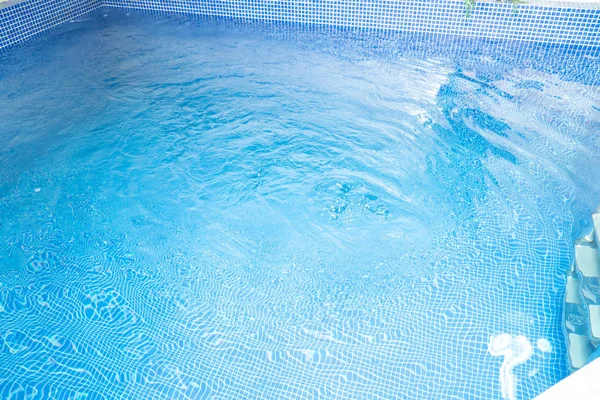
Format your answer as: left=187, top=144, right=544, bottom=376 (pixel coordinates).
left=0, top=0, right=101, bottom=49
left=102, top=0, right=600, bottom=46
left=1, top=0, right=600, bottom=49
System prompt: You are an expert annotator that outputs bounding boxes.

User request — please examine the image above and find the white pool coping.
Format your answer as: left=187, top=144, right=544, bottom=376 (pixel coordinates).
left=529, top=0, right=600, bottom=7
left=534, top=358, right=600, bottom=399
left=0, top=0, right=26, bottom=10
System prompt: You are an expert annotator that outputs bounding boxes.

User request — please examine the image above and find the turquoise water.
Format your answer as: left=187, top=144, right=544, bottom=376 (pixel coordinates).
left=1, top=10, right=600, bottom=399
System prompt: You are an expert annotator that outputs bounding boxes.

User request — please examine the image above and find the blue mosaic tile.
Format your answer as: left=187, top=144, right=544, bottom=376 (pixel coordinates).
left=0, top=0, right=100, bottom=50
left=100, top=0, right=600, bottom=46
left=0, top=0, right=599, bottom=48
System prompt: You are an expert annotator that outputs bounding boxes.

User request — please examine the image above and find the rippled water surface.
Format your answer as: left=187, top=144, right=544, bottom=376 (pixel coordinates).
left=1, top=10, right=600, bottom=400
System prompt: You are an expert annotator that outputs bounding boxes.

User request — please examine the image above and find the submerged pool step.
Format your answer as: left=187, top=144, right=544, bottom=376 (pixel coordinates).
left=566, top=209, right=600, bottom=373
left=593, top=208, right=600, bottom=253
left=575, top=236, right=600, bottom=279
left=565, top=262, right=595, bottom=370
left=576, top=230, right=600, bottom=345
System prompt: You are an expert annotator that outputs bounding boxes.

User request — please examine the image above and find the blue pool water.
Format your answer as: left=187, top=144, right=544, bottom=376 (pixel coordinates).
left=1, top=9, right=600, bottom=400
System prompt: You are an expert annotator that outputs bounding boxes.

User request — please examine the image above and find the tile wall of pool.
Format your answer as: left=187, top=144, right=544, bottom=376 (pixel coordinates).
left=2, top=0, right=600, bottom=51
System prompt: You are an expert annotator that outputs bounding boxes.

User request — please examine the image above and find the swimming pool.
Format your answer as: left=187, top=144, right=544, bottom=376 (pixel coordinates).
left=1, top=8, right=600, bottom=400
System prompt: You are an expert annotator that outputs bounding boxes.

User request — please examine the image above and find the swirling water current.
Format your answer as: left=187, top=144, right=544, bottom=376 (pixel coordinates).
left=1, top=9, right=600, bottom=400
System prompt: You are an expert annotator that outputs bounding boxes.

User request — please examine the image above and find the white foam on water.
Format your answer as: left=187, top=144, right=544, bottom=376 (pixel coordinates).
left=537, top=338, right=552, bottom=353
left=489, top=334, right=534, bottom=400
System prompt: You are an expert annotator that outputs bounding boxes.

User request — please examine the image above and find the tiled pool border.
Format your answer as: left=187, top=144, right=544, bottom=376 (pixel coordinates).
left=104, top=0, right=600, bottom=46
left=0, top=0, right=100, bottom=49
left=1, top=0, right=600, bottom=50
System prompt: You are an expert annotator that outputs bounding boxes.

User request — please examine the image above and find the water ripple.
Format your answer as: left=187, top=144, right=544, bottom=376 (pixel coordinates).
left=0, top=9, right=600, bottom=400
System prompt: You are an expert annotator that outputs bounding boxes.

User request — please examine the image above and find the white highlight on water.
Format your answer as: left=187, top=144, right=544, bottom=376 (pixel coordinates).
left=488, top=334, right=533, bottom=400
left=537, top=338, right=552, bottom=353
